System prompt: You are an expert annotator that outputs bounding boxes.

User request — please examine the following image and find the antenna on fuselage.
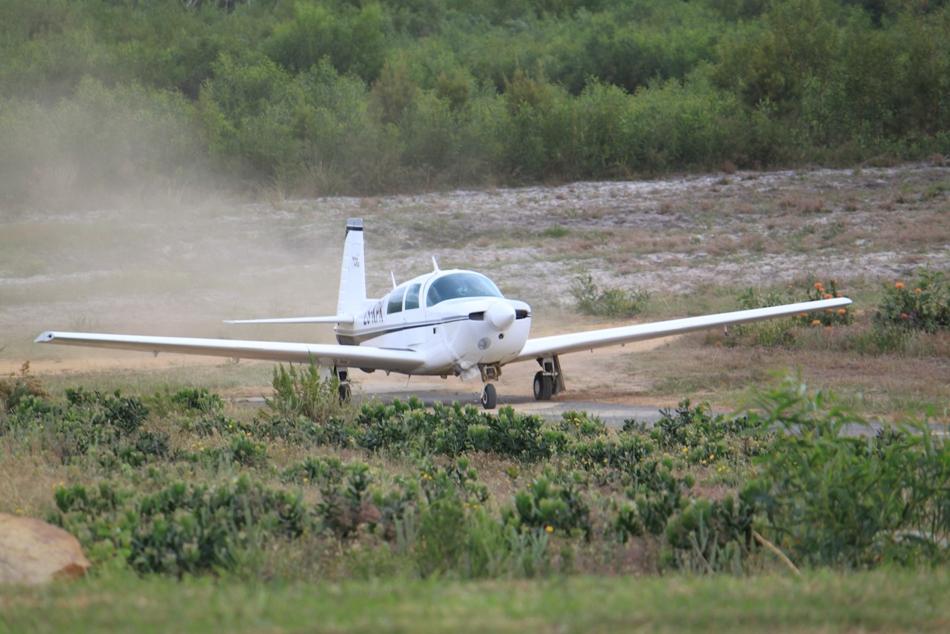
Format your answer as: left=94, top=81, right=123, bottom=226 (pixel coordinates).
left=390, top=271, right=397, bottom=289
left=431, top=256, right=440, bottom=272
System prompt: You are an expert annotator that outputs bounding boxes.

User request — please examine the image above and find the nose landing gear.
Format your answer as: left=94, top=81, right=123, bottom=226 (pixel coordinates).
left=479, top=364, right=501, bottom=410
left=480, top=383, right=497, bottom=409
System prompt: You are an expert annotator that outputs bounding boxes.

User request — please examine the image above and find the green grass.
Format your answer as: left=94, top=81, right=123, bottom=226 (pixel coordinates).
left=2, top=569, right=947, bottom=633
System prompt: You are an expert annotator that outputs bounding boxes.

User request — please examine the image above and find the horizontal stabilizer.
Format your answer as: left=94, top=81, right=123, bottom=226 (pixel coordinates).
left=224, top=315, right=353, bottom=325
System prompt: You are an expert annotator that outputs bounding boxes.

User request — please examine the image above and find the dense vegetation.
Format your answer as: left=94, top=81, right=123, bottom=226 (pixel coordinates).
left=1, top=365, right=947, bottom=580
left=1, top=0, right=948, bottom=205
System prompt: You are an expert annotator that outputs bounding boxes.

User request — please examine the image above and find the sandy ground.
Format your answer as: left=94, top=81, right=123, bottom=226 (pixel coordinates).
left=2, top=162, right=947, bottom=420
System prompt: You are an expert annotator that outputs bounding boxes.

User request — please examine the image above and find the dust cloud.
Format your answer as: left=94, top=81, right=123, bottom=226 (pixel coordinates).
left=0, top=195, right=354, bottom=366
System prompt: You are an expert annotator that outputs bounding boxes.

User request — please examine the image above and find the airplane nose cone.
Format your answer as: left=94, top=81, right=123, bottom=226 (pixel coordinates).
left=486, top=302, right=516, bottom=331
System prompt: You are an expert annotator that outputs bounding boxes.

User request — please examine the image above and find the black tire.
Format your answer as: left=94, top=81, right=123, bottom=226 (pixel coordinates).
left=533, top=371, right=553, bottom=401
left=481, top=383, right=497, bottom=410
left=338, top=383, right=352, bottom=404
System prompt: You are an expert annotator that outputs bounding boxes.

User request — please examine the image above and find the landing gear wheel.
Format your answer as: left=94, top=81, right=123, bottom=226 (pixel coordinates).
left=481, top=383, right=497, bottom=410
left=533, top=371, right=553, bottom=401
left=338, top=382, right=352, bottom=404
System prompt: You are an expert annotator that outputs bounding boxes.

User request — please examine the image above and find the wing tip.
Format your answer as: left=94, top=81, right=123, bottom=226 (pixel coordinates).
left=35, top=331, right=55, bottom=343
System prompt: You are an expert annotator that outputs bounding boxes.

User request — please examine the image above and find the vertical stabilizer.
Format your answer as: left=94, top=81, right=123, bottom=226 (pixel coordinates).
left=337, top=218, right=366, bottom=315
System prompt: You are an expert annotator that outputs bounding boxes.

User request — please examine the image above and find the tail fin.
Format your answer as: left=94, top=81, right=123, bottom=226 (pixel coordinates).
left=337, top=218, right=367, bottom=316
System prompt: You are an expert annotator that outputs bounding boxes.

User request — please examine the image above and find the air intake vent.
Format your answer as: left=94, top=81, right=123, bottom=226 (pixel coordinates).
left=515, top=309, right=530, bottom=319
left=468, top=311, right=485, bottom=321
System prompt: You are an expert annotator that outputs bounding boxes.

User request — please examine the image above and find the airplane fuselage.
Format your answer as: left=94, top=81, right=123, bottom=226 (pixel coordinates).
left=334, top=269, right=531, bottom=379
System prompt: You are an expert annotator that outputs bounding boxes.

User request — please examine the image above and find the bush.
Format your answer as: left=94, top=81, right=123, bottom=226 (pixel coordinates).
left=874, top=270, right=949, bottom=333
left=571, top=273, right=649, bottom=318
left=509, top=471, right=591, bottom=539
left=3, top=387, right=157, bottom=466
left=664, top=496, right=756, bottom=573
left=265, top=363, right=348, bottom=423
left=616, top=459, right=693, bottom=539
left=169, top=387, right=224, bottom=414
left=743, top=380, right=950, bottom=567
left=52, top=476, right=309, bottom=576
left=0, top=362, right=47, bottom=414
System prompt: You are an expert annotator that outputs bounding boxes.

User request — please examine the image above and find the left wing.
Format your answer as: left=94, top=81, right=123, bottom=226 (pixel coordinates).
left=515, top=297, right=852, bottom=361
left=224, top=314, right=353, bottom=325
left=34, top=331, right=424, bottom=373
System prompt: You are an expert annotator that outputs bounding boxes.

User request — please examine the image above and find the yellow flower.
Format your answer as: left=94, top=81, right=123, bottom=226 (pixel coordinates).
left=811, top=319, right=821, bottom=327
left=895, top=281, right=905, bottom=290
left=545, top=525, right=554, bottom=534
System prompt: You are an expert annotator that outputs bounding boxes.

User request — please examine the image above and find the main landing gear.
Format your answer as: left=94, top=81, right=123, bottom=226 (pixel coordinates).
left=335, top=367, right=352, bottom=403
left=532, top=356, right=564, bottom=401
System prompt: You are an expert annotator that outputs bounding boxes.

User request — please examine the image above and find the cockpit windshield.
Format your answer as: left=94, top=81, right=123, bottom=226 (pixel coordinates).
left=426, top=272, right=503, bottom=307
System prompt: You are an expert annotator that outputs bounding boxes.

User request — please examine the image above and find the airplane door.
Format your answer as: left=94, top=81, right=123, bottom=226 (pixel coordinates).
left=401, top=282, right=425, bottom=347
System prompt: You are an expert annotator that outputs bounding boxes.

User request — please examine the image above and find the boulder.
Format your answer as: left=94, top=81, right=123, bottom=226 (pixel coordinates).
left=0, top=513, right=91, bottom=585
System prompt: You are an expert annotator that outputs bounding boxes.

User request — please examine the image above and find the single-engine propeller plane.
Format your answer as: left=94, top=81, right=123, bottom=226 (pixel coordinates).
left=37, top=218, right=852, bottom=409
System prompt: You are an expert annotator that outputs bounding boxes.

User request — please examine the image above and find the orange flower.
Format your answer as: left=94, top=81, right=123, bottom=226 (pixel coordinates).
left=837, top=308, right=847, bottom=316
left=895, top=281, right=905, bottom=290
left=822, top=293, right=833, bottom=299
left=798, top=312, right=808, bottom=318
left=814, top=282, right=824, bottom=291
left=811, top=319, right=821, bottom=327
left=900, top=312, right=909, bottom=320
left=915, top=288, right=922, bottom=295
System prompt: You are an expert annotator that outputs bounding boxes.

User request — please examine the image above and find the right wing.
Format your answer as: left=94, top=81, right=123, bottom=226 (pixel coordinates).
left=34, top=331, right=423, bottom=373
left=516, top=297, right=852, bottom=361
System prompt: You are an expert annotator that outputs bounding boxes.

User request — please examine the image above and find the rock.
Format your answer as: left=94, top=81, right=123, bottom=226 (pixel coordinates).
left=0, top=513, right=91, bottom=585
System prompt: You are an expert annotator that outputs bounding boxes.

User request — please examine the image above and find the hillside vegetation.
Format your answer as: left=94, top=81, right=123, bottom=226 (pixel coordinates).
left=1, top=0, right=948, bottom=205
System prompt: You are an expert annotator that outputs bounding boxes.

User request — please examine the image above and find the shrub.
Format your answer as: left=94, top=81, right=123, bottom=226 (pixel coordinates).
left=195, top=435, right=268, bottom=469
left=874, top=270, right=949, bottom=333
left=51, top=476, right=309, bottom=576
left=571, top=273, right=649, bottom=318
left=3, top=387, right=156, bottom=466
left=0, top=362, right=47, bottom=414
left=616, top=459, right=693, bottom=539
left=664, top=496, right=756, bottom=573
left=743, top=380, right=950, bottom=567
left=169, top=387, right=224, bottom=414
left=265, top=363, right=348, bottom=423
left=650, top=400, right=770, bottom=465
left=509, top=471, right=591, bottom=539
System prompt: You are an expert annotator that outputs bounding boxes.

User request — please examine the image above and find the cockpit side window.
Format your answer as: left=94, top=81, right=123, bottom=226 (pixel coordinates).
left=426, top=272, right=503, bottom=307
left=404, top=283, right=421, bottom=310
left=387, top=287, right=407, bottom=314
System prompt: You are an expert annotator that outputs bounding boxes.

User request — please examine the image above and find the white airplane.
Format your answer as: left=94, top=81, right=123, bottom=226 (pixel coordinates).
left=36, top=218, right=852, bottom=409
